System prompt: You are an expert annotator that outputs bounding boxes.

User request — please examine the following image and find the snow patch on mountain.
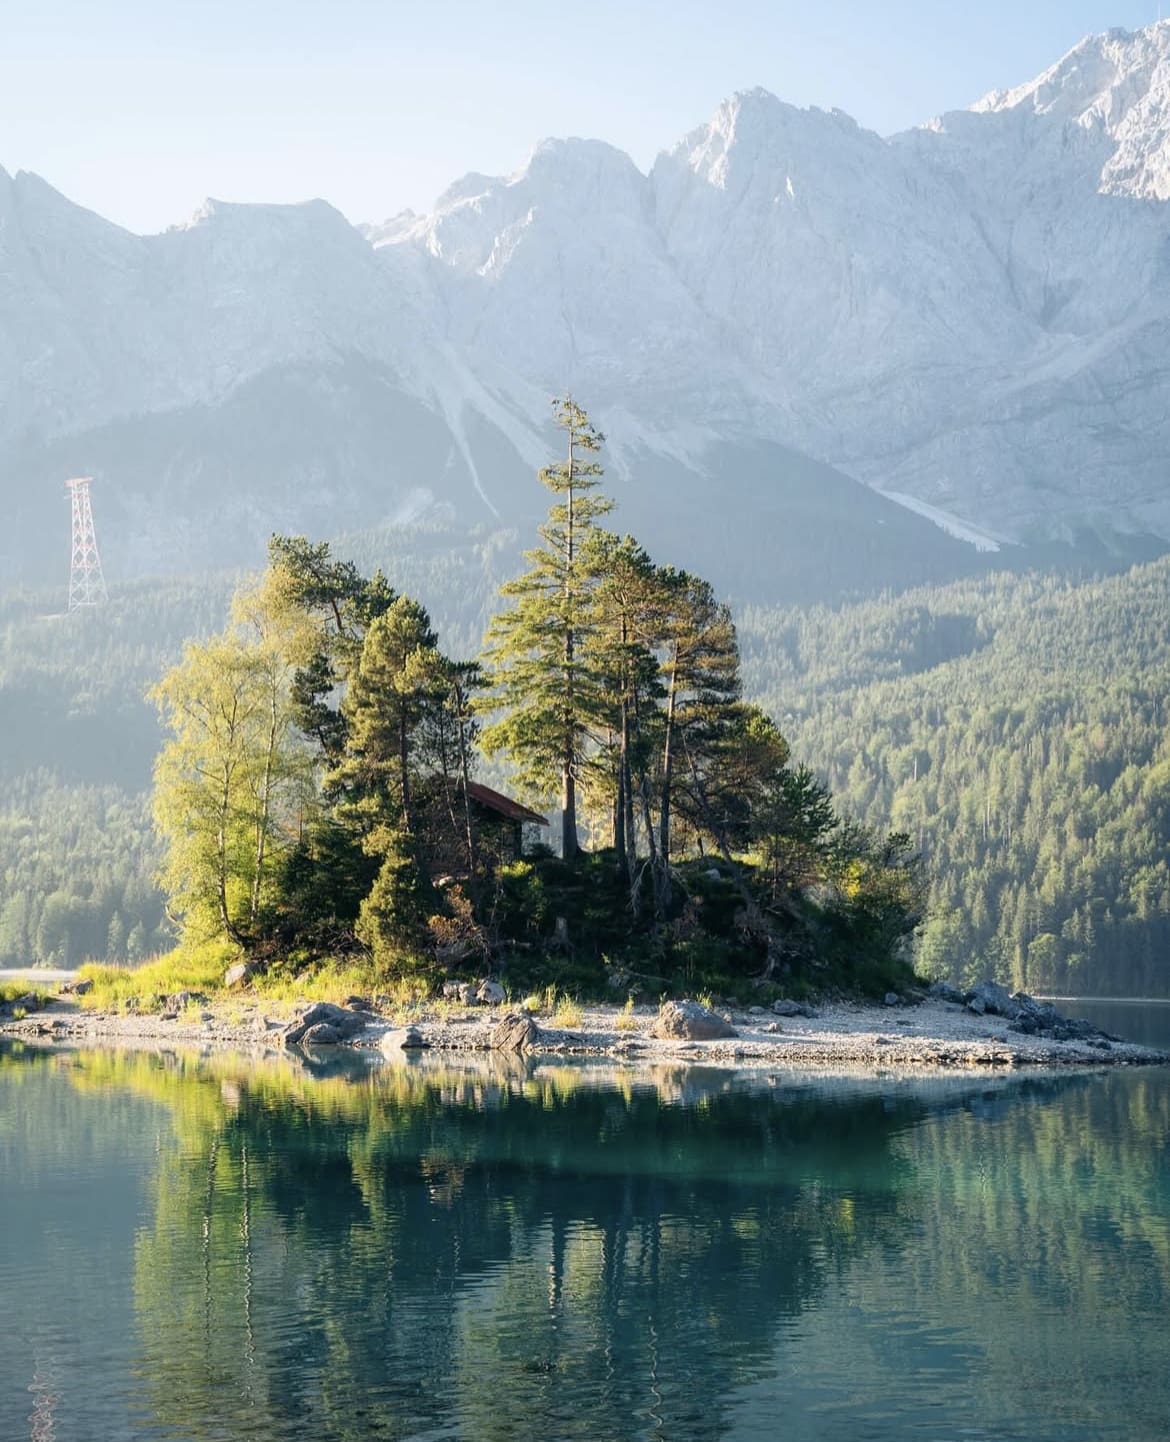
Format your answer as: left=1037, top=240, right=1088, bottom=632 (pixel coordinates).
left=878, top=492, right=1008, bottom=553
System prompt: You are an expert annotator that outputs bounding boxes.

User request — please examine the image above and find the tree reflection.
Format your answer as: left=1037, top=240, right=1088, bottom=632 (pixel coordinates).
left=5, top=1041, right=1168, bottom=1441
left=69, top=1051, right=921, bottom=1441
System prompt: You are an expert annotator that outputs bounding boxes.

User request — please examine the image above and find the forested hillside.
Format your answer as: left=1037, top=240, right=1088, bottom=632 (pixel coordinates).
left=0, top=580, right=232, bottom=965
left=741, top=561, right=1170, bottom=997
left=3, top=546, right=1169, bottom=996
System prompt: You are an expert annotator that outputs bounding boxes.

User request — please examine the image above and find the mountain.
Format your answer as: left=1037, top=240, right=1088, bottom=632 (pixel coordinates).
left=3, top=22, right=1170, bottom=597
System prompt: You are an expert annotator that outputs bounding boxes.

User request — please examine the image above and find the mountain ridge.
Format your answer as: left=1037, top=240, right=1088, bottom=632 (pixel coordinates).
left=3, top=22, right=1169, bottom=592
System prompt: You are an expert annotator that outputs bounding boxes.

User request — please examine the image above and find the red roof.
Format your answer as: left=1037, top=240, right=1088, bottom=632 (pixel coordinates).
left=463, top=781, right=549, bottom=826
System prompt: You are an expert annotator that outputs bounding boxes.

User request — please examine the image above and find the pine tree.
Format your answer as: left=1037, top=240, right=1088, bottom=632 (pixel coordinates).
left=325, top=596, right=479, bottom=959
left=356, top=825, right=432, bottom=975
left=264, top=534, right=397, bottom=766
left=656, top=571, right=741, bottom=901
left=481, top=398, right=613, bottom=860
left=584, top=532, right=668, bottom=897
left=332, top=596, right=443, bottom=834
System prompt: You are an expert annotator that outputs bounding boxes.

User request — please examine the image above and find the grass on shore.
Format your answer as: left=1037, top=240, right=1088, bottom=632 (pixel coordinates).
left=75, top=944, right=430, bottom=1016
left=0, top=980, right=51, bottom=1010
left=614, top=995, right=641, bottom=1031
left=518, top=985, right=585, bottom=1028
left=77, top=943, right=232, bottom=1012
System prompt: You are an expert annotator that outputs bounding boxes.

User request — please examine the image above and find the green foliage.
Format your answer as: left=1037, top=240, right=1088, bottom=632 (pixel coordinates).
left=741, top=558, right=1170, bottom=995
left=490, top=859, right=549, bottom=946
left=0, top=775, right=171, bottom=967
left=77, top=938, right=237, bottom=1012
left=0, top=980, right=48, bottom=1007
left=0, top=578, right=233, bottom=967
left=481, top=398, right=614, bottom=859
left=0, top=404, right=939, bottom=996
left=270, top=818, right=380, bottom=945
left=355, top=828, right=434, bottom=977
left=150, top=608, right=314, bottom=945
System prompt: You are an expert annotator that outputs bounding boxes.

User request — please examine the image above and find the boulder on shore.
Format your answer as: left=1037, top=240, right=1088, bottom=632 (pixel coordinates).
left=1006, top=994, right=1108, bottom=1044
left=442, top=980, right=480, bottom=1005
left=491, top=1012, right=540, bottom=1053
left=954, top=979, right=1118, bottom=1046
left=772, top=998, right=816, bottom=1019
left=0, top=992, right=39, bottom=1018
left=300, top=1022, right=344, bottom=1046
left=380, top=1026, right=426, bottom=1053
left=966, top=980, right=1015, bottom=1016
left=651, top=1000, right=737, bottom=1041
left=476, top=980, right=506, bottom=1005
left=285, top=1002, right=369, bottom=1047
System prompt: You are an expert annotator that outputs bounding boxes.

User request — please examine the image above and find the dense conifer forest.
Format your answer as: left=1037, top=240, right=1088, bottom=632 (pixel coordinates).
left=2, top=457, right=1168, bottom=997
left=740, top=562, right=1170, bottom=996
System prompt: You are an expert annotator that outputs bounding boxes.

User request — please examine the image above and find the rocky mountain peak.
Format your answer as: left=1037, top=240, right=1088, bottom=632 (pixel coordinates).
left=972, top=20, right=1170, bottom=198
left=664, top=87, right=871, bottom=196
left=7, top=24, right=1170, bottom=585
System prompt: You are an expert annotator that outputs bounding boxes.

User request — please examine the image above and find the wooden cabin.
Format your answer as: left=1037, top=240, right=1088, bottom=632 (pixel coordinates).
left=462, top=781, right=549, bottom=863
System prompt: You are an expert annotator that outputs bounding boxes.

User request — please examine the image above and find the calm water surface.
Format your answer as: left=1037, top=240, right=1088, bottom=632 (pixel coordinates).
left=1050, top=997, right=1170, bottom=1051
left=1, top=1043, right=1168, bottom=1442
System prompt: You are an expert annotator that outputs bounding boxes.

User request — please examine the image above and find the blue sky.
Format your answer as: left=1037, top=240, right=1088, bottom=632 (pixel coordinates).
left=0, top=1, right=1162, bottom=232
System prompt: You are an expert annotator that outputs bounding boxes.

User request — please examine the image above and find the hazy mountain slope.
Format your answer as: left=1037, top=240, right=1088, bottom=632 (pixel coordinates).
left=4, top=22, right=1170, bottom=592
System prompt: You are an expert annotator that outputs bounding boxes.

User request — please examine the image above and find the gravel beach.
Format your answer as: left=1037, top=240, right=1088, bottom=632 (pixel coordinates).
left=2, top=987, right=1167, bottom=1072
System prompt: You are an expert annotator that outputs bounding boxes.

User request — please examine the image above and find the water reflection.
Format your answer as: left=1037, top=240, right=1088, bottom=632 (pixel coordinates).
left=129, top=1051, right=921, bottom=1442
left=1, top=1044, right=1168, bottom=1441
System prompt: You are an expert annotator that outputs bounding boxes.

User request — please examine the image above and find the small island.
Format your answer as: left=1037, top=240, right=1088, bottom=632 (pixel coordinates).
left=52, top=401, right=927, bottom=1025
left=4, top=402, right=1165, bottom=1073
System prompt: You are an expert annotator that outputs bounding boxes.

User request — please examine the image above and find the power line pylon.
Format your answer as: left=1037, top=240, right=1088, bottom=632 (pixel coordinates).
left=66, top=476, right=108, bottom=612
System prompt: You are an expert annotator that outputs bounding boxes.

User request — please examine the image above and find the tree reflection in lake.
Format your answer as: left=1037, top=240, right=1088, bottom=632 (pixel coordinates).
left=113, top=1051, right=920, bottom=1441
left=2, top=1044, right=1168, bottom=1442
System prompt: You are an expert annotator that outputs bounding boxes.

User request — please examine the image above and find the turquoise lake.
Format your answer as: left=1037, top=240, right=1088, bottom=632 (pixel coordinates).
left=1, top=1042, right=1168, bottom=1441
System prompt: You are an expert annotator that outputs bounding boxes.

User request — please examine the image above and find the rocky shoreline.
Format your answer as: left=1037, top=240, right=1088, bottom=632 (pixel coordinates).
left=2, top=979, right=1167, bottom=1073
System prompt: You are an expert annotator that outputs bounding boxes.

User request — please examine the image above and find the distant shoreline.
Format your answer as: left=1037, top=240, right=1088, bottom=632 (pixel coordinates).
left=1039, top=995, right=1170, bottom=1005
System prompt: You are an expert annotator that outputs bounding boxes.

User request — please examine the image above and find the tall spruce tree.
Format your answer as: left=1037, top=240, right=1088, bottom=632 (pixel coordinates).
left=656, top=571, right=741, bottom=903
left=584, top=532, right=667, bottom=898
left=332, top=596, right=443, bottom=834
left=481, top=398, right=613, bottom=860
left=264, top=535, right=397, bottom=768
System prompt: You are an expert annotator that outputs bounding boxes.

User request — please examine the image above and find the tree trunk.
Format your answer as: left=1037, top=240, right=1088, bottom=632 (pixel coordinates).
left=249, top=668, right=279, bottom=927
left=657, top=646, right=680, bottom=908
left=217, top=702, right=245, bottom=945
left=454, top=684, right=478, bottom=879
left=398, top=711, right=412, bottom=833
left=613, top=734, right=626, bottom=872
left=561, top=761, right=577, bottom=860
left=623, top=749, right=637, bottom=888
left=561, top=418, right=578, bottom=862
left=684, top=740, right=757, bottom=915
left=637, top=769, right=662, bottom=917
left=631, top=688, right=662, bottom=918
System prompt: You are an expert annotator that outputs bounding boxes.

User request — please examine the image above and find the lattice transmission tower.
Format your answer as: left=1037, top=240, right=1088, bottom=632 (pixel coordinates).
left=66, top=476, right=108, bottom=612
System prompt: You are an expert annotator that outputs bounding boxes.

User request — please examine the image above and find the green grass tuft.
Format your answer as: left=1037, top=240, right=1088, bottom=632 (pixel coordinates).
left=77, top=939, right=237, bottom=1012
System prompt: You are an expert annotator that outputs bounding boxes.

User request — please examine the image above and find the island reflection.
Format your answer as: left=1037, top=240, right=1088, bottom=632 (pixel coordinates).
left=4, top=1044, right=1168, bottom=1442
